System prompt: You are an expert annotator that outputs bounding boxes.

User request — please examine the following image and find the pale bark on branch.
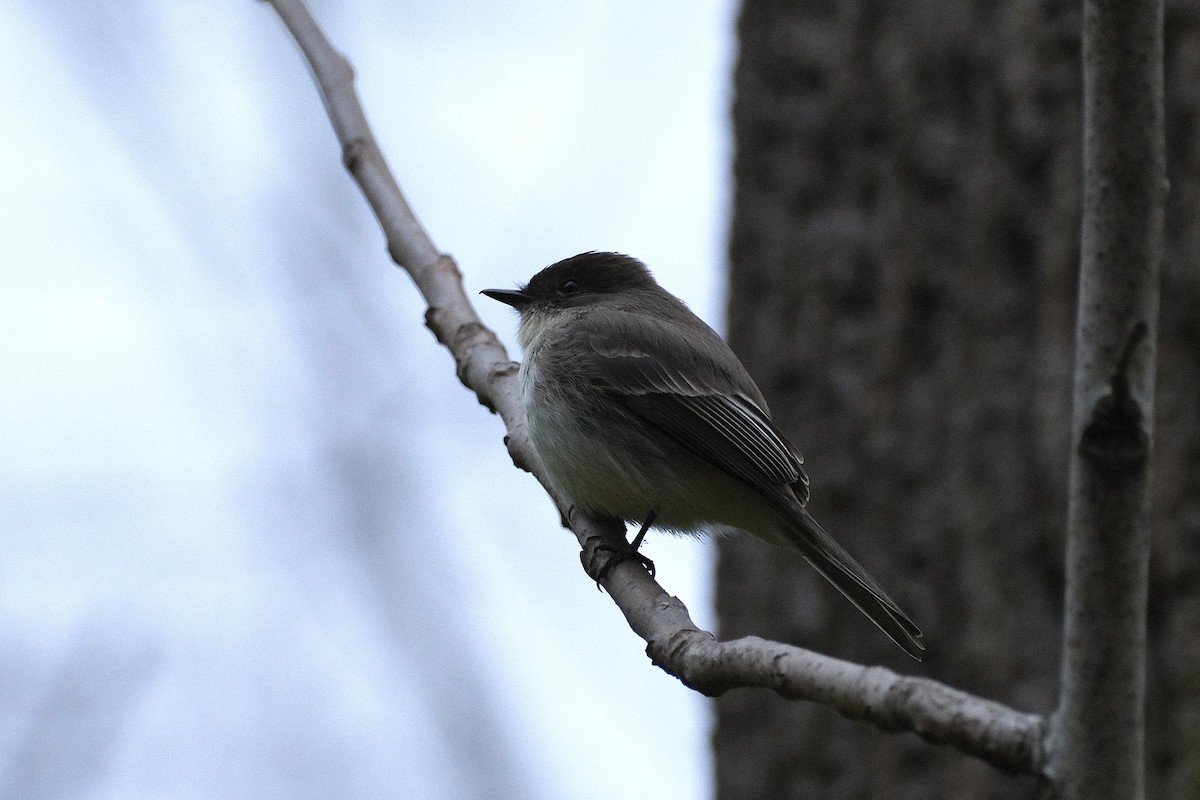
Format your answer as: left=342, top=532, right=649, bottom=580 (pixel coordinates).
left=263, top=0, right=1050, bottom=779
left=1050, top=0, right=1165, bottom=795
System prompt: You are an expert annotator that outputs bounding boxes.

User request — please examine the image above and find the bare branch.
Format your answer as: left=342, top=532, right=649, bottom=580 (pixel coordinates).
left=603, top=558, right=1048, bottom=774
left=1052, top=0, right=1164, bottom=794
left=262, top=0, right=1049, bottom=777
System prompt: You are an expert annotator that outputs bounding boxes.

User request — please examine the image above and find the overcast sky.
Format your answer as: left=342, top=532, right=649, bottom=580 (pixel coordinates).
left=0, top=2, right=737, bottom=799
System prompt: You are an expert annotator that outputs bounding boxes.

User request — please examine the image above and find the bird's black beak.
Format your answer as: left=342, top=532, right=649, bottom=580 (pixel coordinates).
left=481, top=288, right=531, bottom=309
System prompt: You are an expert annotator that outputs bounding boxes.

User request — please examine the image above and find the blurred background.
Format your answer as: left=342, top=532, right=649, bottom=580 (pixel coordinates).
left=0, top=2, right=736, bottom=798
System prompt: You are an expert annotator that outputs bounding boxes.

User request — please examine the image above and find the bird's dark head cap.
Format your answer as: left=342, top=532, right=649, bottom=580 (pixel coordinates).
left=482, top=252, right=657, bottom=311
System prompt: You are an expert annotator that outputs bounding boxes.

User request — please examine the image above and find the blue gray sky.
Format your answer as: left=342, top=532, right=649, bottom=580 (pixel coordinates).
left=0, top=2, right=735, bottom=798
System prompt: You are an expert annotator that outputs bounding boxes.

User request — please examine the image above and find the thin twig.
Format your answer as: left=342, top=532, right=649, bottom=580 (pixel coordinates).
left=261, top=0, right=1049, bottom=777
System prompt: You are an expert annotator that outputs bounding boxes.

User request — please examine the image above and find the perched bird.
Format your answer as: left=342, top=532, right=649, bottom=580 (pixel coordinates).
left=483, top=252, right=923, bottom=660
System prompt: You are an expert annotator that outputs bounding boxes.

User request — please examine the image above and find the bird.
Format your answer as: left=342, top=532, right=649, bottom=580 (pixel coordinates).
left=482, top=251, right=924, bottom=660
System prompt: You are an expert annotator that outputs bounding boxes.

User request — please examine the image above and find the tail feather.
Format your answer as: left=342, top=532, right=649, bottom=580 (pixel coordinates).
left=781, top=505, right=925, bottom=660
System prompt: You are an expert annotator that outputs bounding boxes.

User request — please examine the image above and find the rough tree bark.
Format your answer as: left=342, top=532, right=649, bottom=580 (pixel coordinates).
left=718, top=1, right=1198, bottom=798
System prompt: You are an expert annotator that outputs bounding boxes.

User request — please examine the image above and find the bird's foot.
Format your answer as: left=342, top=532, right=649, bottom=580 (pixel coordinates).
left=580, top=534, right=656, bottom=586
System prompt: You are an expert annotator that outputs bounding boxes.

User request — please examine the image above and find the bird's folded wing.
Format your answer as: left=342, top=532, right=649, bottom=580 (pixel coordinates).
left=585, top=327, right=809, bottom=502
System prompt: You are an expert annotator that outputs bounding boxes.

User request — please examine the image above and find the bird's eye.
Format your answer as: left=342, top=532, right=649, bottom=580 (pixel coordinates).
left=558, top=279, right=581, bottom=295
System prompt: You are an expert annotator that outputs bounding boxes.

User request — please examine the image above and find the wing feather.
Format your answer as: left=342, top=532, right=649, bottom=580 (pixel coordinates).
left=581, top=318, right=809, bottom=502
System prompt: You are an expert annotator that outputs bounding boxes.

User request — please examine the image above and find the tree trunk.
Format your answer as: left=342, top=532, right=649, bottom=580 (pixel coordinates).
left=716, top=1, right=1200, bottom=797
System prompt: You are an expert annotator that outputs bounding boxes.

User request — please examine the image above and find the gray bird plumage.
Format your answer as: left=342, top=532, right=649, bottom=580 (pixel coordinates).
left=483, top=252, right=924, bottom=660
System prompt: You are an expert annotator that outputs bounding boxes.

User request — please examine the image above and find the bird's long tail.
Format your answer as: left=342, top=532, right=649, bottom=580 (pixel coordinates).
left=780, top=505, right=925, bottom=660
